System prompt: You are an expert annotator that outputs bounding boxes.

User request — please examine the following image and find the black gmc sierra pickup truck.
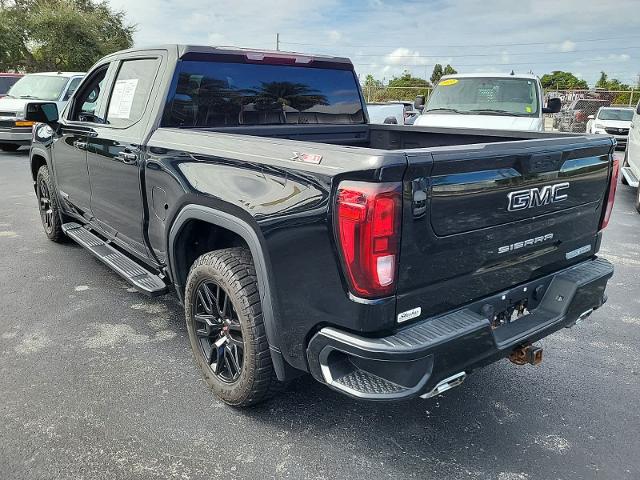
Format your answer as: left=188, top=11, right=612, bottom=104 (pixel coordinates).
left=26, top=45, right=617, bottom=406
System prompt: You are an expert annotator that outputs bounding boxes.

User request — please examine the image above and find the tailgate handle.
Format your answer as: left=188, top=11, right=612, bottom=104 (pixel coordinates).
left=529, top=152, right=563, bottom=173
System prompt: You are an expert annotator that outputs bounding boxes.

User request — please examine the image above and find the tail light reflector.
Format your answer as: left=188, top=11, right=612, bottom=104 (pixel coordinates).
left=335, top=181, right=402, bottom=298
left=599, top=157, right=619, bottom=231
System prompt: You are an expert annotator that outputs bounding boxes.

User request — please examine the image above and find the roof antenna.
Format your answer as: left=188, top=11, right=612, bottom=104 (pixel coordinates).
left=510, top=70, right=515, bottom=76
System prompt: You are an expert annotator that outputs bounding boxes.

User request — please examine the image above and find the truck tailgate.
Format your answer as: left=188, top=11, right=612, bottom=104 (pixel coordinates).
left=397, top=136, right=614, bottom=321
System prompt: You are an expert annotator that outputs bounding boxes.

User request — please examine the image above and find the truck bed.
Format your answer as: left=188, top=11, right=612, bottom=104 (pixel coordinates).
left=183, top=123, right=582, bottom=150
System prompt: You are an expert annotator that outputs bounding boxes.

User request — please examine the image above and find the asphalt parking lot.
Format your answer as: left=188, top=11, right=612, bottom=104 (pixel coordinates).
left=0, top=148, right=639, bottom=480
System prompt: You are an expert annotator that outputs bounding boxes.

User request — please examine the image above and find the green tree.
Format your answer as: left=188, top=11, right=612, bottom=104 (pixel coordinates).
left=540, top=71, right=588, bottom=90
left=0, top=0, right=134, bottom=72
left=443, top=64, right=457, bottom=76
left=430, top=64, right=443, bottom=84
left=385, top=70, right=431, bottom=102
left=388, top=70, right=430, bottom=88
left=363, top=74, right=383, bottom=88
left=595, top=71, right=629, bottom=91
left=596, top=71, right=609, bottom=89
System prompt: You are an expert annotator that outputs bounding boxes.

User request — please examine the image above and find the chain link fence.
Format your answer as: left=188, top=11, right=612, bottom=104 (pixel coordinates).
left=362, top=85, right=640, bottom=133
left=543, top=89, right=639, bottom=132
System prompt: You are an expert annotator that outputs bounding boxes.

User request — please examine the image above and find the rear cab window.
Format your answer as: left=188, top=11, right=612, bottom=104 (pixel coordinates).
left=161, top=58, right=365, bottom=127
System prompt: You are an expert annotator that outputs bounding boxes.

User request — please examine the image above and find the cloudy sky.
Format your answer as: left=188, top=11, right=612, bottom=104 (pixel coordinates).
left=107, top=0, right=640, bottom=87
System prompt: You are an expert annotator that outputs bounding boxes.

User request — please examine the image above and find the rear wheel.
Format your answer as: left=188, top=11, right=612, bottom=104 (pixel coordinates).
left=621, top=150, right=629, bottom=186
left=0, top=143, right=20, bottom=152
left=36, top=165, right=66, bottom=242
left=635, top=184, right=640, bottom=214
left=184, top=247, right=284, bottom=406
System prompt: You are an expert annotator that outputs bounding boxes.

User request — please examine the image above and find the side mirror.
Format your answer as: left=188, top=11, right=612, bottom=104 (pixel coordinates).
left=414, top=95, right=425, bottom=111
left=636, top=101, right=640, bottom=115
left=25, top=102, right=59, bottom=126
left=542, top=97, right=561, bottom=114
left=383, top=116, right=398, bottom=124
left=588, top=115, right=595, bottom=120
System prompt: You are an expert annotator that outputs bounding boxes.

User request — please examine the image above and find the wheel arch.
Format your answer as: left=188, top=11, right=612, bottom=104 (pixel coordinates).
left=30, top=149, right=49, bottom=182
left=167, top=205, right=294, bottom=380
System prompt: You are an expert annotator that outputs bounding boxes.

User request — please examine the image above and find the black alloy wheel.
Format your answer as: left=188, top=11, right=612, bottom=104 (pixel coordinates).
left=35, top=165, right=65, bottom=242
left=192, top=280, right=244, bottom=383
left=37, top=177, right=55, bottom=235
left=184, top=248, right=284, bottom=406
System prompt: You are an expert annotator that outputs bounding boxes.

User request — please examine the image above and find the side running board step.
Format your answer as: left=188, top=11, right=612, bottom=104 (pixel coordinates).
left=63, top=222, right=168, bottom=296
left=621, top=166, right=639, bottom=188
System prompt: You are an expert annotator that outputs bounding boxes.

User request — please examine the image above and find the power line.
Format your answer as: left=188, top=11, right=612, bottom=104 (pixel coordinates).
left=351, top=45, right=640, bottom=59
left=352, top=57, right=640, bottom=70
left=280, top=34, right=640, bottom=49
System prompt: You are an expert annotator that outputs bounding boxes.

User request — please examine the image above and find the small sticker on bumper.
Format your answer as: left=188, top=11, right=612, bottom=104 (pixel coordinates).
left=398, top=307, right=421, bottom=323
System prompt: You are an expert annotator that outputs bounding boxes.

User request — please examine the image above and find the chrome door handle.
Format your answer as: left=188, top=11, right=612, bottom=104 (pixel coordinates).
left=115, top=152, right=138, bottom=165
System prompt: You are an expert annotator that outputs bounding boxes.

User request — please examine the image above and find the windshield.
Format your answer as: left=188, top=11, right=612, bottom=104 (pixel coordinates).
left=597, top=108, right=634, bottom=121
left=0, top=76, right=21, bottom=95
left=425, top=77, right=540, bottom=117
left=6, top=75, right=70, bottom=101
left=162, top=60, right=365, bottom=127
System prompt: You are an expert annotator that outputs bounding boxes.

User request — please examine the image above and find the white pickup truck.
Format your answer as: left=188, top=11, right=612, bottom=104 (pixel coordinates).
left=621, top=100, right=640, bottom=212
left=414, top=73, right=561, bottom=132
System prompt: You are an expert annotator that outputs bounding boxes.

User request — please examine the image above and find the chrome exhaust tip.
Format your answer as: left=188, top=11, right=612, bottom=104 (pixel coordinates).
left=420, top=371, right=467, bottom=399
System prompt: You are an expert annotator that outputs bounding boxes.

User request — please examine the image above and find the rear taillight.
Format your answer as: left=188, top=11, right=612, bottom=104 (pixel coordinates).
left=599, top=158, right=619, bottom=231
left=335, top=181, right=402, bottom=299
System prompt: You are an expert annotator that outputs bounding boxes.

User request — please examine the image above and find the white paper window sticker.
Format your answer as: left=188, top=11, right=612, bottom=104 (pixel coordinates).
left=108, top=78, right=139, bottom=119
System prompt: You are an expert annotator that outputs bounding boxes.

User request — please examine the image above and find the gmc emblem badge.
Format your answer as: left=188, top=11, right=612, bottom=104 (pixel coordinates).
left=507, top=182, right=570, bottom=212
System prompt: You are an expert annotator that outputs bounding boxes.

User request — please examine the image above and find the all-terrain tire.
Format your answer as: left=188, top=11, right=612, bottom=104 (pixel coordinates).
left=36, top=165, right=66, bottom=242
left=184, top=247, right=284, bottom=407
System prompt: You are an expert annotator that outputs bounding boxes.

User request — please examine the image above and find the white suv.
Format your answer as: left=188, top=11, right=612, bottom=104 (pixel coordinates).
left=621, top=100, right=640, bottom=212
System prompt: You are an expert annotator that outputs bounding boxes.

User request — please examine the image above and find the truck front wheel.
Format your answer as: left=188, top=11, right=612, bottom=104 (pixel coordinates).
left=184, top=248, right=284, bottom=406
left=36, top=165, right=66, bottom=242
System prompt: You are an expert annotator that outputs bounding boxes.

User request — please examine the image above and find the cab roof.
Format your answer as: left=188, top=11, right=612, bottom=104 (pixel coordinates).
left=102, top=44, right=353, bottom=65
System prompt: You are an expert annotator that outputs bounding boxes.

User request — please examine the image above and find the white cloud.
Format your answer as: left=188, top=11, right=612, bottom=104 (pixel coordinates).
left=385, top=48, right=428, bottom=66
left=105, top=0, right=640, bottom=86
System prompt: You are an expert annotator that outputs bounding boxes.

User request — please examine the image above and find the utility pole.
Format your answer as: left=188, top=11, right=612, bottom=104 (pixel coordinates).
left=276, top=33, right=280, bottom=51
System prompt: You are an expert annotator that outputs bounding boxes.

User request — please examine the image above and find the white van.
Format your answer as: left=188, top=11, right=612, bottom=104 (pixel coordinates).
left=414, top=73, right=560, bottom=132
left=0, top=72, right=85, bottom=152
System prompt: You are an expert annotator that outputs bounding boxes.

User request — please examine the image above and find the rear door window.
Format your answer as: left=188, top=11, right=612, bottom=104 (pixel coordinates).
left=106, top=58, right=161, bottom=128
left=162, top=59, right=365, bottom=127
